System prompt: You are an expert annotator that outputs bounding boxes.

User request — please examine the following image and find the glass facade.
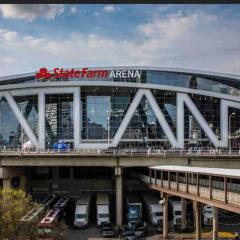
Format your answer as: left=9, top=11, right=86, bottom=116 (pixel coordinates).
left=45, top=94, right=73, bottom=148
left=0, top=95, right=38, bottom=148
left=80, top=87, right=240, bottom=149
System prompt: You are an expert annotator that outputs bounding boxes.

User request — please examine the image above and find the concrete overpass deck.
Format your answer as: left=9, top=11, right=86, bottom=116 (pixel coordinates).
left=0, top=149, right=240, bottom=168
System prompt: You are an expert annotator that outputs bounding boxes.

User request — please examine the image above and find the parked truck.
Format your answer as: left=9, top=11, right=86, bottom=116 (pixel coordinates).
left=141, top=192, right=163, bottom=226
left=202, top=205, right=213, bottom=226
left=170, top=200, right=182, bottom=227
left=126, top=193, right=142, bottom=226
left=74, top=192, right=92, bottom=228
left=96, top=192, right=110, bottom=227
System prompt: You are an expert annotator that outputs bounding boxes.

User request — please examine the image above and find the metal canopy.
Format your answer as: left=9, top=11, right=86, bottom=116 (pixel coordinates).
left=150, top=165, right=240, bottom=178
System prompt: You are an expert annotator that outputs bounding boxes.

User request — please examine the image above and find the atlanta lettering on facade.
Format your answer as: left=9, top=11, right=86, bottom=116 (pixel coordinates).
left=35, top=67, right=141, bottom=79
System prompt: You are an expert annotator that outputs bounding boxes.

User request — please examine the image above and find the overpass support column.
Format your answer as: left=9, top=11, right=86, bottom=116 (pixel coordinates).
left=213, top=207, right=218, bottom=240
left=2, top=178, right=11, bottom=189
left=194, top=201, right=201, bottom=240
left=115, top=167, right=123, bottom=227
left=19, top=174, right=27, bottom=191
left=52, top=167, right=59, bottom=191
left=163, top=192, right=169, bottom=239
left=181, top=198, right=187, bottom=230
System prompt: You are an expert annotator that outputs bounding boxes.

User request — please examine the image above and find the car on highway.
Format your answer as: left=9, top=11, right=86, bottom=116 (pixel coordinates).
left=53, top=140, right=67, bottom=152
left=100, top=223, right=114, bottom=237
left=120, top=225, right=145, bottom=240
left=120, top=225, right=134, bottom=240
left=156, top=223, right=163, bottom=233
left=130, top=221, right=147, bottom=238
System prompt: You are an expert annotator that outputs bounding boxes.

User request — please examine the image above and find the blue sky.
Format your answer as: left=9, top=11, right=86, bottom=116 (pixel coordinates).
left=0, top=4, right=240, bottom=76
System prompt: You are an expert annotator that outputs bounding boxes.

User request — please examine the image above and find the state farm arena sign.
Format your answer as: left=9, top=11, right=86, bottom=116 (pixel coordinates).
left=35, top=68, right=142, bottom=79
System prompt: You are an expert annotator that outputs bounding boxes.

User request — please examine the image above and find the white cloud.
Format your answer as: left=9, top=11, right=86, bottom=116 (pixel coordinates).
left=0, top=4, right=64, bottom=21
left=0, top=10, right=240, bottom=76
left=93, top=11, right=100, bottom=16
left=70, top=6, right=77, bottom=14
left=103, top=5, right=116, bottom=13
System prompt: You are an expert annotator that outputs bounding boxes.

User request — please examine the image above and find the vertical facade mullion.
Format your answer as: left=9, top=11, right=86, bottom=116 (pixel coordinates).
left=38, top=91, right=45, bottom=149
left=73, top=87, right=81, bottom=149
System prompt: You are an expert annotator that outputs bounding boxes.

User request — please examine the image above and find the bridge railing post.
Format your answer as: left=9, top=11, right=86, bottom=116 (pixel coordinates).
left=209, top=174, right=212, bottom=200
left=197, top=173, right=199, bottom=196
left=168, top=171, right=170, bottom=189
left=161, top=170, right=163, bottom=188
left=224, top=176, right=228, bottom=203
left=176, top=172, right=179, bottom=191
left=154, top=170, right=157, bottom=185
left=186, top=172, right=188, bottom=193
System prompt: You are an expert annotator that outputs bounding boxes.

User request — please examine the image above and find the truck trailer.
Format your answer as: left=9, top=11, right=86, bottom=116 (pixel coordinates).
left=202, top=205, right=213, bottom=226
left=74, top=192, right=92, bottom=228
left=170, top=200, right=182, bottom=227
left=141, top=192, right=163, bottom=226
left=126, top=193, right=142, bottom=226
left=96, top=192, right=110, bottom=227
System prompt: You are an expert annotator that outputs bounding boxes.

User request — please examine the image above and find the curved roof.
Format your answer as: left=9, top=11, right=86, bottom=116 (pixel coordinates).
left=0, top=66, right=240, bottom=85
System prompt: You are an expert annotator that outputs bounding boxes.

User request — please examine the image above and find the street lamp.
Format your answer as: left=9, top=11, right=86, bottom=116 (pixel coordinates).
left=229, top=112, right=235, bottom=151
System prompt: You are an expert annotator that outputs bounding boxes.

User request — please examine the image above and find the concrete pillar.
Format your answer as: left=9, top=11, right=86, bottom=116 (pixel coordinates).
left=3, top=178, right=11, bottom=189
left=194, top=201, right=201, bottom=240
left=70, top=167, right=74, bottom=195
left=115, top=167, right=123, bottom=227
left=52, top=167, right=59, bottom=191
left=163, top=193, right=169, bottom=239
left=19, top=174, right=27, bottom=191
left=1, top=167, right=25, bottom=190
left=181, top=198, right=187, bottom=230
left=212, top=207, right=218, bottom=240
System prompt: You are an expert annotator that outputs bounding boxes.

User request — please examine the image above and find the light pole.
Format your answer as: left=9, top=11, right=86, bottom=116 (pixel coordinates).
left=229, top=112, right=235, bottom=151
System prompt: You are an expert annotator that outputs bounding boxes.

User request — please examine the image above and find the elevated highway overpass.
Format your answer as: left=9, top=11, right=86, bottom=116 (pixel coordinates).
left=1, top=149, right=240, bottom=168
left=131, top=166, right=240, bottom=240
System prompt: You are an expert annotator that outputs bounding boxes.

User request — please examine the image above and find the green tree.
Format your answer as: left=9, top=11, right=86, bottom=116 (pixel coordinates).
left=0, top=188, right=36, bottom=240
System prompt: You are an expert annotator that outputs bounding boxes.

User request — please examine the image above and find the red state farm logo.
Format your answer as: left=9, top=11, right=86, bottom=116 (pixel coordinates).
left=35, top=68, right=52, bottom=79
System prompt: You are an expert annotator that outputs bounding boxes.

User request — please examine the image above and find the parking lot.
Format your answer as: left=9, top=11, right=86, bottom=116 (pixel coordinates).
left=65, top=206, right=240, bottom=240
left=68, top=225, right=160, bottom=240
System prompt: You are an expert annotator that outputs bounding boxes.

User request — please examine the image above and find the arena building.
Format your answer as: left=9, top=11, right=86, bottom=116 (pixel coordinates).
left=0, top=66, right=239, bottom=150
left=0, top=66, right=240, bottom=226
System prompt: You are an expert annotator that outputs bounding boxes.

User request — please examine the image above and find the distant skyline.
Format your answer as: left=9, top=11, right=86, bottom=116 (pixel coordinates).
left=0, top=4, right=240, bottom=76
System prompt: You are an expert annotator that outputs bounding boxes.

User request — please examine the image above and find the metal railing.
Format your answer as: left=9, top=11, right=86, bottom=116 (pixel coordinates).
left=134, top=172, right=240, bottom=209
left=0, top=148, right=240, bottom=157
